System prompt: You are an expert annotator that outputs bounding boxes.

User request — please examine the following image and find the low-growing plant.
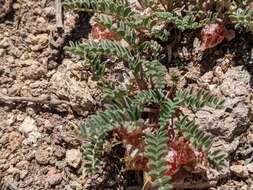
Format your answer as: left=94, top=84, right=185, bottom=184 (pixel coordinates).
left=230, top=7, right=253, bottom=33
left=59, top=0, right=250, bottom=189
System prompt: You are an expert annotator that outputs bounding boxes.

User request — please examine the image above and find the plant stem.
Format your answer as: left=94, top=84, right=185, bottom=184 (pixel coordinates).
left=141, top=175, right=152, bottom=190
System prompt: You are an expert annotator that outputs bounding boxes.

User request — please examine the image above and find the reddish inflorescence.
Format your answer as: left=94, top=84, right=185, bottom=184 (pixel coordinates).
left=248, top=2, right=253, bottom=9
left=125, top=144, right=149, bottom=171
left=165, top=137, right=205, bottom=176
left=201, top=22, right=225, bottom=50
left=116, top=128, right=148, bottom=171
left=118, top=128, right=206, bottom=176
left=91, top=24, right=121, bottom=41
left=116, top=128, right=145, bottom=150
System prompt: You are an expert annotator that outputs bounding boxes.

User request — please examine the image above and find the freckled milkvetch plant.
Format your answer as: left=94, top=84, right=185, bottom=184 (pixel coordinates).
left=62, top=0, right=234, bottom=189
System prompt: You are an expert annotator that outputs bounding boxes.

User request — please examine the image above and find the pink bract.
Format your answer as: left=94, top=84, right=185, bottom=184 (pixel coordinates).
left=201, top=22, right=225, bottom=50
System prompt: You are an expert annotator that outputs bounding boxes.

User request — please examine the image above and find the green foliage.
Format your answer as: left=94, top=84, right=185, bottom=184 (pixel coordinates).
left=63, top=0, right=135, bottom=18
left=159, top=98, right=180, bottom=128
left=63, top=0, right=231, bottom=189
left=155, top=12, right=208, bottom=31
left=230, top=7, right=253, bottom=32
left=100, top=83, right=128, bottom=103
left=66, top=41, right=168, bottom=90
left=175, top=117, right=213, bottom=152
left=81, top=94, right=147, bottom=139
left=141, top=0, right=155, bottom=8
left=208, top=148, right=228, bottom=168
left=133, top=89, right=165, bottom=105
left=176, top=89, right=225, bottom=111
left=139, top=40, right=163, bottom=59
left=87, top=53, right=105, bottom=79
left=80, top=88, right=226, bottom=178
left=175, top=117, right=227, bottom=167
left=66, top=40, right=134, bottom=62
left=66, top=40, right=135, bottom=79
left=144, top=60, right=167, bottom=89
left=82, top=135, right=104, bottom=175
left=145, top=128, right=172, bottom=190
left=95, top=15, right=137, bottom=46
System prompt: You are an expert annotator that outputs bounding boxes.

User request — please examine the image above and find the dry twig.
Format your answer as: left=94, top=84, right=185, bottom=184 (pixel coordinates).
left=172, top=180, right=217, bottom=190
left=55, top=0, right=63, bottom=29
left=0, top=93, right=75, bottom=107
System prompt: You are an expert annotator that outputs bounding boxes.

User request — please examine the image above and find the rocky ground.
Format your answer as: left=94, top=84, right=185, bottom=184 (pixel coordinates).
left=0, top=0, right=253, bottom=190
